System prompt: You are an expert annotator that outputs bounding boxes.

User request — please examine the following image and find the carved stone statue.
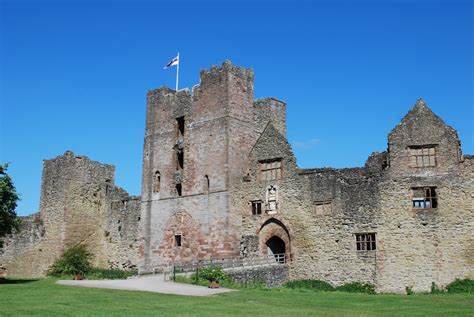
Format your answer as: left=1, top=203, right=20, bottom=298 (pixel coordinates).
left=266, top=185, right=278, bottom=214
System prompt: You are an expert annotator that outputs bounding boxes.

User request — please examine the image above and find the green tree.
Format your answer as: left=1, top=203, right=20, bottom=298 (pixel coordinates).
left=0, top=164, right=20, bottom=245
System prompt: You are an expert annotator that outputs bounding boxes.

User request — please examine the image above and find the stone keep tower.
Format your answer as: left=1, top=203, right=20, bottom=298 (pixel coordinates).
left=140, top=61, right=260, bottom=271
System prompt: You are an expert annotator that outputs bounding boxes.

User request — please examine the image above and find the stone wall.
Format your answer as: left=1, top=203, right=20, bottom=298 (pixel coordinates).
left=234, top=99, right=473, bottom=293
left=0, top=151, right=140, bottom=277
left=139, top=61, right=261, bottom=272
left=3, top=61, right=471, bottom=293
left=227, top=264, right=289, bottom=287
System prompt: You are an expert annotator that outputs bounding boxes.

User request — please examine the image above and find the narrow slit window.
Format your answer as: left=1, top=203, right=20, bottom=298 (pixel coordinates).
left=412, top=187, right=437, bottom=209
left=355, top=233, right=376, bottom=251
left=205, top=175, right=210, bottom=192
left=176, top=116, right=185, bottom=137
left=153, top=171, right=161, bottom=193
left=176, top=183, right=182, bottom=196
left=251, top=201, right=262, bottom=215
left=177, top=150, right=184, bottom=170
left=175, top=234, right=182, bottom=247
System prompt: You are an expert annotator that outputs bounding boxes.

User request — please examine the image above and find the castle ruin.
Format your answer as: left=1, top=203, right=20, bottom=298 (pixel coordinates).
left=1, top=61, right=472, bottom=293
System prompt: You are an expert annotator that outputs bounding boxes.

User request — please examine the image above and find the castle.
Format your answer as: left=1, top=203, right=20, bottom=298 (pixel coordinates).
left=1, top=61, right=472, bottom=293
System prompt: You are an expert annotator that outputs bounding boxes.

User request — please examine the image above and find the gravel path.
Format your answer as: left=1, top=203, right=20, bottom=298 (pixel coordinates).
left=56, top=274, right=235, bottom=296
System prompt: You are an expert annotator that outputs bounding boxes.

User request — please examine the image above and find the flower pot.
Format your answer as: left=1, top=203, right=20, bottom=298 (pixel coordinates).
left=209, top=280, right=220, bottom=289
left=73, top=272, right=84, bottom=280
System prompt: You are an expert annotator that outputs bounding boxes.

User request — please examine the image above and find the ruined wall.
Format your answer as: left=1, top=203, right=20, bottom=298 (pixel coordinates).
left=3, top=62, right=470, bottom=292
left=375, top=100, right=473, bottom=292
left=254, top=98, right=286, bottom=136
left=234, top=99, right=473, bottom=293
left=0, top=151, right=140, bottom=277
left=0, top=213, right=46, bottom=276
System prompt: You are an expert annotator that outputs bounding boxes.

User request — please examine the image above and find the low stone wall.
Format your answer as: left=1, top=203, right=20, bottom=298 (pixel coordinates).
left=226, top=264, right=289, bottom=287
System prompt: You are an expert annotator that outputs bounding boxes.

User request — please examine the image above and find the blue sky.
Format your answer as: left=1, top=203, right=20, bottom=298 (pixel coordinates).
left=1, top=0, right=472, bottom=216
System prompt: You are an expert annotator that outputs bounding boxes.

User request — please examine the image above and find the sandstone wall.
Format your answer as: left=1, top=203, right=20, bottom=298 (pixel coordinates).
left=140, top=61, right=261, bottom=272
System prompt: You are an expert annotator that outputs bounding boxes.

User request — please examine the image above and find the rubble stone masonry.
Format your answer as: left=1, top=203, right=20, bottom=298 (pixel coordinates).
left=1, top=61, right=471, bottom=293
left=0, top=151, right=140, bottom=276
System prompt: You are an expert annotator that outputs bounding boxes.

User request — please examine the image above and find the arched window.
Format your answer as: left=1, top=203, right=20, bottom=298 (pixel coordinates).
left=153, top=171, right=161, bottom=193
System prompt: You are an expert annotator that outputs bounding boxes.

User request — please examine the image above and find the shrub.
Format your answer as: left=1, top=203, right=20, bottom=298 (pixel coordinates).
left=335, top=282, right=376, bottom=294
left=446, top=279, right=474, bottom=294
left=86, top=268, right=137, bottom=280
left=192, top=265, right=230, bottom=282
left=176, top=274, right=265, bottom=289
left=284, top=279, right=335, bottom=292
left=48, top=245, right=92, bottom=276
left=405, top=286, right=414, bottom=295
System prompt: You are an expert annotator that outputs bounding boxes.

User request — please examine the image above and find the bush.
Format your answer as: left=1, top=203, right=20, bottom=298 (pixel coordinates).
left=446, top=279, right=474, bottom=294
left=48, top=245, right=92, bottom=276
left=192, top=265, right=230, bottom=282
left=283, top=280, right=376, bottom=294
left=405, top=286, right=414, bottom=295
left=86, top=268, right=137, bottom=280
left=176, top=274, right=265, bottom=289
left=284, top=279, right=335, bottom=292
left=335, top=282, right=376, bottom=294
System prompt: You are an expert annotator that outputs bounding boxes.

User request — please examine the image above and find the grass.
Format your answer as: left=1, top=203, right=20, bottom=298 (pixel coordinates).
left=0, top=277, right=473, bottom=317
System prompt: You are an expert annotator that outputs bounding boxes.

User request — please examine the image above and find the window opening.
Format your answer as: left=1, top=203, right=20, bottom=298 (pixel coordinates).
left=153, top=171, right=161, bottom=193
left=355, top=233, right=376, bottom=251
left=176, top=116, right=185, bottom=137
left=205, top=175, right=210, bottom=192
left=259, top=159, right=282, bottom=181
left=175, top=234, right=182, bottom=247
left=313, top=201, right=332, bottom=215
left=176, top=183, right=182, bottom=196
left=412, top=187, right=437, bottom=209
left=177, top=150, right=184, bottom=170
left=251, top=201, right=262, bottom=215
left=409, top=145, right=436, bottom=167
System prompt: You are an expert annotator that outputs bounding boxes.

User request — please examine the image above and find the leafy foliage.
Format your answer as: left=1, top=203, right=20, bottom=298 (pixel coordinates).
left=191, top=265, right=230, bottom=282
left=0, top=164, right=20, bottom=244
left=86, top=268, right=137, bottom=280
left=176, top=274, right=266, bottom=289
left=335, top=282, right=376, bottom=294
left=48, top=245, right=92, bottom=276
left=284, top=279, right=335, bottom=292
left=446, top=279, right=473, bottom=294
left=284, top=279, right=376, bottom=294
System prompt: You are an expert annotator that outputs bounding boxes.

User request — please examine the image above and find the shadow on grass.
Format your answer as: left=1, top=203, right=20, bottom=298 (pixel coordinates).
left=0, top=277, right=39, bottom=284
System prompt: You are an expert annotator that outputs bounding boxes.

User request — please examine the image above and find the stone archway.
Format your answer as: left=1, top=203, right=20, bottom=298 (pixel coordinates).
left=258, top=218, right=291, bottom=262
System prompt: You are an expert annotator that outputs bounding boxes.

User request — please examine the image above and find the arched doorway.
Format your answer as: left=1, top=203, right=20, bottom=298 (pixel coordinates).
left=258, top=218, right=291, bottom=263
left=266, top=236, right=286, bottom=263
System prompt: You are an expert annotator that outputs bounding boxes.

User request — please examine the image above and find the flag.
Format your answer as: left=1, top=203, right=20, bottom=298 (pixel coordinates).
left=164, top=54, right=179, bottom=69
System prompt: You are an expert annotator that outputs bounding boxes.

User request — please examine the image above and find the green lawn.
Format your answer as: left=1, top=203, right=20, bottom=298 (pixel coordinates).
left=0, top=278, right=472, bottom=317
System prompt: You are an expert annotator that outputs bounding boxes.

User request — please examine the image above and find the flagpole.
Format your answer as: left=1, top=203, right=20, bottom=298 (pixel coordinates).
left=176, top=52, right=180, bottom=91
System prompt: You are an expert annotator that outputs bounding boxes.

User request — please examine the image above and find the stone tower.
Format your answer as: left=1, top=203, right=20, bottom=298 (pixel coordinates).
left=139, top=61, right=261, bottom=272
